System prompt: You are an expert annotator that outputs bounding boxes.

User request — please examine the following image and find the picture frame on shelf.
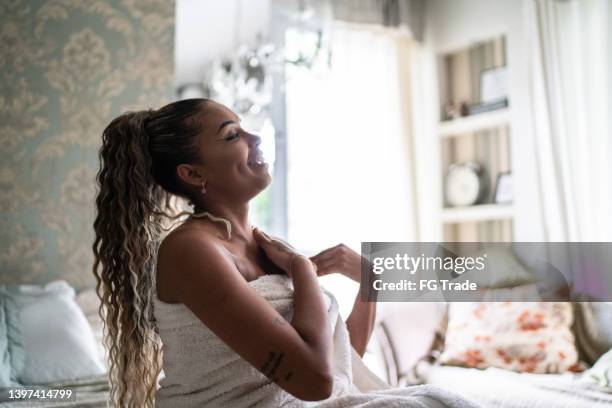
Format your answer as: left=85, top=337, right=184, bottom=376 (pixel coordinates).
left=493, top=172, right=513, bottom=204
left=480, top=65, right=508, bottom=104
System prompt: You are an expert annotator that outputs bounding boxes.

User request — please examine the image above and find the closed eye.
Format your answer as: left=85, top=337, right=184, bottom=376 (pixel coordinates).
left=225, top=131, right=240, bottom=141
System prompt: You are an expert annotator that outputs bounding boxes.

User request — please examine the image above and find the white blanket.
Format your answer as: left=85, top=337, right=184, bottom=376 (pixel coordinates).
left=153, top=274, right=482, bottom=407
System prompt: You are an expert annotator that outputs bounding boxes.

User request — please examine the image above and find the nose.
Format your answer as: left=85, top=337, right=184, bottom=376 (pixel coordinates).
left=247, top=132, right=262, bottom=148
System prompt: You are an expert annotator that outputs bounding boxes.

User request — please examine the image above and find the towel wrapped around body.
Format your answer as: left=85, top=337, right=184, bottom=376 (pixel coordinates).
left=153, top=274, right=481, bottom=408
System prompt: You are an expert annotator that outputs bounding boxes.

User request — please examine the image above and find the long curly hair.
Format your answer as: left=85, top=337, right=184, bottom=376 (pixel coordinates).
left=92, top=98, right=210, bottom=407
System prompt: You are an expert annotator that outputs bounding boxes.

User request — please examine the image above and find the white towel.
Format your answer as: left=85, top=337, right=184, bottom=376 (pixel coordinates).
left=153, top=274, right=482, bottom=407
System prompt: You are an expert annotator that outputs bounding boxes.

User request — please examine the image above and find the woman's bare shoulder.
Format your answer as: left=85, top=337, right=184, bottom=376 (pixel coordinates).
left=159, top=221, right=221, bottom=254
left=157, top=223, right=228, bottom=301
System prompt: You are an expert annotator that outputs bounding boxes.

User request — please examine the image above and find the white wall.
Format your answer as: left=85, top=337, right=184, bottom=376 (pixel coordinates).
left=425, top=0, right=521, bottom=52
left=414, top=0, right=545, bottom=241
left=175, top=0, right=270, bottom=87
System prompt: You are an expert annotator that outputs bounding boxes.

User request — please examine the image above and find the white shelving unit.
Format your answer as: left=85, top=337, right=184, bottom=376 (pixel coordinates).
left=439, top=108, right=510, bottom=138
left=441, top=203, right=514, bottom=223
left=436, top=35, right=513, bottom=241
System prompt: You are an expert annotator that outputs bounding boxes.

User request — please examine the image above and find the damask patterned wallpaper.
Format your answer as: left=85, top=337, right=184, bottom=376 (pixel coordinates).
left=0, top=0, right=175, bottom=291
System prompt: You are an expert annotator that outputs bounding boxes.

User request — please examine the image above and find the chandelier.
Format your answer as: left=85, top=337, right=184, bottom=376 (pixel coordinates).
left=202, top=0, right=332, bottom=119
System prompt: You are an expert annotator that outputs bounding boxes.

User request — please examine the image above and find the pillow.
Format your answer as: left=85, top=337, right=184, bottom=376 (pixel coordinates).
left=15, top=280, right=106, bottom=384
left=580, top=347, right=612, bottom=390
left=439, top=301, right=582, bottom=373
left=0, top=286, right=25, bottom=386
left=75, top=288, right=107, bottom=368
left=463, top=245, right=538, bottom=289
left=573, top=302, right=612, bottom=364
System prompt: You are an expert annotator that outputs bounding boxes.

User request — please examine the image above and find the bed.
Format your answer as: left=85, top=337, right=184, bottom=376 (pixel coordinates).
left=371, top=301, right=612, bottom=408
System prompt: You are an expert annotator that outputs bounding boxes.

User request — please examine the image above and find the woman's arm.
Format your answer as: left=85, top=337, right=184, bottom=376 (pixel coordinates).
left=345, top=294, right=376, bottom=356
left=287, top=256, right=333, bottom=358
left=254, top=230, right=333, bottom=366
left=310, top=244, right=377, bottom=356
left=160, top=229, right=334, bottom=401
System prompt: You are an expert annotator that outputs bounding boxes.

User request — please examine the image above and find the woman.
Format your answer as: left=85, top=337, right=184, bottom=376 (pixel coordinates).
left=93, top=98, right=480, bottom=407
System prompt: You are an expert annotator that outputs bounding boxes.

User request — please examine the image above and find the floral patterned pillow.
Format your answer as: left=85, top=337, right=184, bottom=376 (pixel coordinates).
left=439, top=302, right=583, bottom=373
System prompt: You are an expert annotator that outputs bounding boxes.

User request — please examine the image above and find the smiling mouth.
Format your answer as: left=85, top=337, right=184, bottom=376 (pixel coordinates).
left=247, top=151, right=266, bottom=166
left=247, top=158, right=266, bottom=166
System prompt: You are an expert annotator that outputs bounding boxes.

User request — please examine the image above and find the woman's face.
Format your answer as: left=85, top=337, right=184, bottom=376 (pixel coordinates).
left=188, top=101, right=271, bottom=202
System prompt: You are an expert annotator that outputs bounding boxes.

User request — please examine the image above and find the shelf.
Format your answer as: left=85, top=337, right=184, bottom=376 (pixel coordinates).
left=439, top=108, right=510, bottom=138
left=441, top=203, right=514, bottom=223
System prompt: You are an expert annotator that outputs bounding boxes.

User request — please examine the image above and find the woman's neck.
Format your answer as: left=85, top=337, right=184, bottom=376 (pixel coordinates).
left=193, top=201, right=252, bottom=243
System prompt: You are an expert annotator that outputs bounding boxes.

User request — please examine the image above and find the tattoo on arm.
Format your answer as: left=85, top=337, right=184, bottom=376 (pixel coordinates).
left=260, top=351, right=290, bottom=382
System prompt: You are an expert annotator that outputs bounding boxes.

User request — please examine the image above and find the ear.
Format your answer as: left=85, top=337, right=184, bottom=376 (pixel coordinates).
left=176, top=163, right=205, bottom=188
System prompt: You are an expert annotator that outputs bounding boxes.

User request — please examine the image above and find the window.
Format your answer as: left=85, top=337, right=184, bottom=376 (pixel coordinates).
left=284, top=23, right=418, bottom=314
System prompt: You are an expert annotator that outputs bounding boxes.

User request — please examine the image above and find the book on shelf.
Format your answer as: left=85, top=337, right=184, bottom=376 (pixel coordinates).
left=467, top=98, right=508, bottom=115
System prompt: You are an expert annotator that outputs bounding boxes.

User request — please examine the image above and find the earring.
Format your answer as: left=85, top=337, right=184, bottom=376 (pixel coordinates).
left=200, top=179, right=207, bottom=194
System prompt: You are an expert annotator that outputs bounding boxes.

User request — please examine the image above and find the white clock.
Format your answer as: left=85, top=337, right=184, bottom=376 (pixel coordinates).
left=445, top=162, right=488, bottom=207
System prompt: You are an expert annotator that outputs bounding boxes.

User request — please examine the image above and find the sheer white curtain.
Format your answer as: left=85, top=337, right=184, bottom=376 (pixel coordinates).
left=285, top=23, right=418, bottom=255
left=285, top=23, right=419, bottom=317
left=526, top=0, right=612, bottom=241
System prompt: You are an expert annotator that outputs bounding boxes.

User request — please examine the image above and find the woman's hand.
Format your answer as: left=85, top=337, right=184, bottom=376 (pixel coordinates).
left=253, top=228, right=312, bottom=278
left=311, top=244, right=376, bottom=356
left=310, top=244, right=365, bottom=283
